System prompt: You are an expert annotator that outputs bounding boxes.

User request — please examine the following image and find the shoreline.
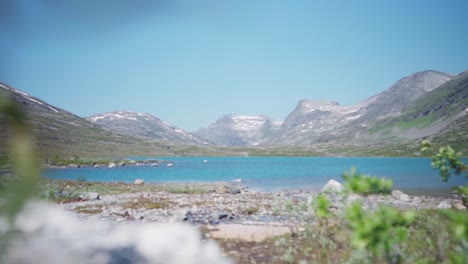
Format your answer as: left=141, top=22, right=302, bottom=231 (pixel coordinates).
left=37, top=177, right=463, bottom=198
left=4, top=178, right=467, bottom=263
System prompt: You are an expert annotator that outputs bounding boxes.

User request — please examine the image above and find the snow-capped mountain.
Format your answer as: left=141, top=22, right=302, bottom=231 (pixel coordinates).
left=268, top=70, right=457, bottom=145
left=195, top=114, right=281, bottom=146
left=87, top=111, right=211, bottom=145
left=267, top=100, right=362, bottom=145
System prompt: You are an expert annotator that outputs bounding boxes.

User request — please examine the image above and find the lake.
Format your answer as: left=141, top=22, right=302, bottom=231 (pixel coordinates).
left=44, top=157, right=468, bottom=194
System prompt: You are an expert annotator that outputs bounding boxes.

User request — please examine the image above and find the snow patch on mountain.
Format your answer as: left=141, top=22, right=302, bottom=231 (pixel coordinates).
left=87, top=111, right=211, bottom=145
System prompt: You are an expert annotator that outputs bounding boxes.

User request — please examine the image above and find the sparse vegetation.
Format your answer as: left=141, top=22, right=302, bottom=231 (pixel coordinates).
left=121, top=197, right=172, bottom=210
left=242, top=207, right=260, bottom=215
left=74, top=205, right=103, bottom=214
left=343, top=167, right=393, bottom=195
left=346, top=202, right=416, bottom=264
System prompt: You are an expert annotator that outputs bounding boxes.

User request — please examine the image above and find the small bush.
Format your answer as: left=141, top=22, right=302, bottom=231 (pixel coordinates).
left=421, top=140, right=465, bottom=182
left=313, top=194, right=331, bottom=219
left=342, top=168, right=393, bottom=195
left=346, top=202, right=416, bottom=264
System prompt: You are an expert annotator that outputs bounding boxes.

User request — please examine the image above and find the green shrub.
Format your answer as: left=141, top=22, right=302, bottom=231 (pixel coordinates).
left=421, top=140, right=465, bottom=182
left=313, top=194, right=331, bottom=219
left=343, top=167, right=393, bottom=195
left=443, top=210, right=468, bottom=263
left=346, top=202, right=416, bottom=264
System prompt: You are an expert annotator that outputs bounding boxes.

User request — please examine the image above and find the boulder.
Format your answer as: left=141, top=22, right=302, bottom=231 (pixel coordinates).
left=391, top=190, right=410, bottom=202
left=67, top=164, right=80, bottom=168
left=79, top=192, right=100, bottom=200
left=212, top=212, right=233, bottom=221
left=118, top=161, right=125, bottom=167
left=453, top=203, right=466, bottom=210
left=134, top=179, right=145, bottom=185
left=108, top=162, right=117, bottom=168
left=93, top=164, right=100, bottom=168
left=345, top=193, right=363, bottom=205
left=223, top=185, right=241, bottom=194
left=321, top=179, right=344, bottom=193
left=437, top=200, right=452, bottom=209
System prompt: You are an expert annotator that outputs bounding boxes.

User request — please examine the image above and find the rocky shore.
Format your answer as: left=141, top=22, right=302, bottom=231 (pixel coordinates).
left=43, top=158, right=172, bottom=169
left=58, top=180, right=466, bottom=241
left=3, top=179, right=467, bottom=263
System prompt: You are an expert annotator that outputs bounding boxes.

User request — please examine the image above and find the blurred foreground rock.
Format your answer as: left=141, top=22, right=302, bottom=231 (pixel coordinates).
left=1, top=202, right=231, bottom=264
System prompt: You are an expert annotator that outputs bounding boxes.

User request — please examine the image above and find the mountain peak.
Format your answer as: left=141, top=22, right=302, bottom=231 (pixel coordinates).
left=390, top=70, right=453, bottom=93
left=196, top=114, right=280, bottom=146
left=87, top=111, right=210, bottom=145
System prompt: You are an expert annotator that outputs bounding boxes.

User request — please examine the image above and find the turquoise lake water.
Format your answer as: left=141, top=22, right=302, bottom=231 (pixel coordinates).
left=44, top=157, right=468, bottom=193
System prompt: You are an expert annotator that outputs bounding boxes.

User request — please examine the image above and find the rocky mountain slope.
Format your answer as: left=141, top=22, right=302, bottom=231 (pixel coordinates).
left=87, top=111, right=211, bottom=145
left=369, top=70, right=467, bottom=144
left=266, top=70, right=459, bottom=145
left=0, top=82, right=117, bottom=157
left=0, top=83, right=226, bottom=158
left=195, top=114, right=281, bottom=146
left=267, top=100, right=362, bottom=145
left=198, top=70, right=464, bottom=148
left=355, top=70, right=454, bottom=123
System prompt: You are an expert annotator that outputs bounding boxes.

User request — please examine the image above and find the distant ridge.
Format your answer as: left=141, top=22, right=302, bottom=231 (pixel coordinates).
left=87, top=111, right=211, bottom=145
left=195, top=114, right=281, bottom=146
left=200, top=70, right=465, bottom=148
left=0, top=83, right=218, bottom=157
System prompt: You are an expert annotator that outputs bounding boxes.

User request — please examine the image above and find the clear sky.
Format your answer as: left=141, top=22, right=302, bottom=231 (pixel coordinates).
left=1, top=0, right=467, bottom=131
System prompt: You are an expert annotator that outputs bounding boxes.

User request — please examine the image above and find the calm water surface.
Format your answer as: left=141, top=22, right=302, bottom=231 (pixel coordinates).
left=44, top=157, right=467, bottom=193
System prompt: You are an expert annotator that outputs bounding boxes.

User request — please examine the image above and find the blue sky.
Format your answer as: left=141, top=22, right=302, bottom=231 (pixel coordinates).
left=1, top=0, right=467, bottom=131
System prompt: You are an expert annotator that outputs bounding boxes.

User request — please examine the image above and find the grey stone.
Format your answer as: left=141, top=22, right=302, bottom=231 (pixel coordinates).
left=214, top=212, right=231, bottom=220
left=391, top=190, right=410, bottom=202
left=134, top=179, right=145, bottom=185
left=223, top=185, right=241, bottom=194
left=80, top=192, right=100, bottom=200
left=108, top=162, right=117, bottom=168
left=453, top=203, right=466, bottom=210
left=321, top=179, right=344, bottom=193
left=345, top=193, right=363, bottom=205
left=437, top=200, right=452, bottom=209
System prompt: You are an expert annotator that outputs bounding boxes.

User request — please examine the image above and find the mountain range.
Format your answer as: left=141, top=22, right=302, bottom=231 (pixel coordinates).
left=198, top=70, right=466, bottom=148
left=195, top=114, right=281, bottom=146
left=0, top=83, right=229, bottom=157
left=0, top=69, right=466, bottom=157
left=86, top=111, right=210, bottom=145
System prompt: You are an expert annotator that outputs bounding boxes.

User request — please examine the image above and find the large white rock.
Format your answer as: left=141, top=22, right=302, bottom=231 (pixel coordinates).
left=1, top=202, right=231, bottom=264
left=134, top=179, right=145, bottom=185
left=391, top=190, right=411, bottom=202
left=437, top=200, right=452, bottom=209
left=321, top=179, right=344, bottom=193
